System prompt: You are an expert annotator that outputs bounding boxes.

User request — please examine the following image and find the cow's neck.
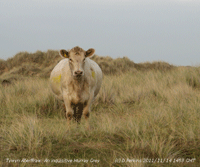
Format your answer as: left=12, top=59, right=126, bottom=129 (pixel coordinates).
left=71, top=76, right=85, bottom=90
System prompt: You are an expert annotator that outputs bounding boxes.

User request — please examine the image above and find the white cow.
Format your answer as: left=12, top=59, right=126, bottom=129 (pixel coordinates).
left=50, top=46, right=102, bottom=125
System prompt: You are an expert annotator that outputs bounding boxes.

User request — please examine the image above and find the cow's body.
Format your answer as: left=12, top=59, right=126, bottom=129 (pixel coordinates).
left=50, top=46, right=102, bottom=123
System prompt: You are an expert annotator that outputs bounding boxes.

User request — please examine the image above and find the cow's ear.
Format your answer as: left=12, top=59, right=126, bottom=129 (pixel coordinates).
left=85, top=48, right=95, bottom=58
left=60, top=49, right=69, bottom=58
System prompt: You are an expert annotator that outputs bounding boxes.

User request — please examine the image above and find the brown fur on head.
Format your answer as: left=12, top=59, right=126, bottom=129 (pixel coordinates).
left=59, top=46, right=95, bottom=79
left=60, top=46, right=95, bottom=58
left=71, top=46, right=85, bottom=55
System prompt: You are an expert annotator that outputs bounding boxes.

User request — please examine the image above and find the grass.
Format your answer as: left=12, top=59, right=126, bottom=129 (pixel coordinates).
left=0, top=50, right=175, bottom=81
left=0, top=51, right=200, bottom=166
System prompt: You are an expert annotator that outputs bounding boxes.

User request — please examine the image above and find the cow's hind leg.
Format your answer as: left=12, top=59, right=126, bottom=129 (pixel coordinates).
left=73, top=103, right=83, bottom=123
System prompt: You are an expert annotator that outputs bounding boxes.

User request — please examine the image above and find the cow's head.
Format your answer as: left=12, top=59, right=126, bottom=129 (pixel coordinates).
left=60, top=46, right=95, bottom=80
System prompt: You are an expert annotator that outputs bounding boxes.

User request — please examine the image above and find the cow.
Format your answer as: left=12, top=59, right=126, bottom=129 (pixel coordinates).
left=50, top=46, right=103, bottom=127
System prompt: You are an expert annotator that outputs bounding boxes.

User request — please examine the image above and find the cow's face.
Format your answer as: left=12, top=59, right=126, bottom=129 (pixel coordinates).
left=60, top=46, right=95, bottom=80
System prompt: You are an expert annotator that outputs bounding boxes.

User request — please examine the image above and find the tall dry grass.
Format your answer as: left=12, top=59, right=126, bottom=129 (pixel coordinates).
left=0, top=65, right=200, bottom=166
left=0, top=50, right=175, bottom=82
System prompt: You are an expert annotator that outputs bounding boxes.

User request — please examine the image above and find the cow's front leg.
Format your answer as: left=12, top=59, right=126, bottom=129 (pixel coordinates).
left=83, top=105, right=90, bottom=120
left=83, top=93, right=94, bottom=130
left=63, top=99, right=74, bottom=128
left=63, top=91, right=74, bottom=127
left=83, top=105, right=90, bottom=130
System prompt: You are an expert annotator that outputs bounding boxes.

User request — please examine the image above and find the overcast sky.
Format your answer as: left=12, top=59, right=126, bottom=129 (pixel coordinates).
left=1, top=0, right=200, bottom=66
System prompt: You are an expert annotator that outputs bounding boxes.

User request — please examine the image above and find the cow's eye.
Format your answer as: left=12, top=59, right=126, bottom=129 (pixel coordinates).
left=69, top=58, right=72, bottom=62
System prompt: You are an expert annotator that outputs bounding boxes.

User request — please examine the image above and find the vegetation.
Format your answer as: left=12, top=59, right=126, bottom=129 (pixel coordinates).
left=0, top=50, right=200, bottom=166
left=0, top=50, right=174, bottom=80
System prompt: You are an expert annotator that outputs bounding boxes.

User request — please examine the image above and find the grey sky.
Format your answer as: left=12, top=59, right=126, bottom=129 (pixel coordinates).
left=1, top=0, right=200, bottom=66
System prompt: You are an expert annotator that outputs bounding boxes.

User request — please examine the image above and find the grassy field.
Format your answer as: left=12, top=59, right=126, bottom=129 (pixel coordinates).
left=0, top=51, right=200, bottom=166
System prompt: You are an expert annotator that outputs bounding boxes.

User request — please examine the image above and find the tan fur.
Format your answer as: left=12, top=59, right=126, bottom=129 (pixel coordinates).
left=71, top=46, right=84, bottom=54
left=50, top=46, right=103, bottom=125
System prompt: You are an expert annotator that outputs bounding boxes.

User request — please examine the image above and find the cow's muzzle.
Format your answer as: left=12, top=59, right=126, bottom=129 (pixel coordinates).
left=74, top=71, right=83, bottom=79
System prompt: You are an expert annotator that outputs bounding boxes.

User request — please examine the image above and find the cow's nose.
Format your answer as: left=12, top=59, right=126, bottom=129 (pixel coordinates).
left=74, top=71, right=83, bottom=75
